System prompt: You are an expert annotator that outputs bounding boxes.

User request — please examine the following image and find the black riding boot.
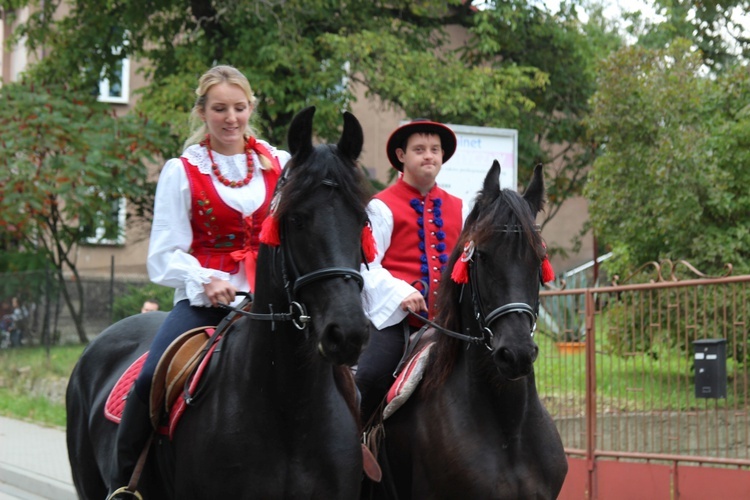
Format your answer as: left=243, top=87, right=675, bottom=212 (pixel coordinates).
left=108, top=391, right=153, bottom=499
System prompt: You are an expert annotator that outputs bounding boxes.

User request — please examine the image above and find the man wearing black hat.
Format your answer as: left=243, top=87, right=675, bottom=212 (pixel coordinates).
left=356, top=119, right=466, bottom=423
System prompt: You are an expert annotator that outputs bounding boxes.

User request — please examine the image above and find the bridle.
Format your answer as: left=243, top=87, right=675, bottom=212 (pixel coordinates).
left=407, top=225, right=540, bottom=352
left=464, top=243, right=538, bottom=351
left=220, top=177, right=364, bottom=330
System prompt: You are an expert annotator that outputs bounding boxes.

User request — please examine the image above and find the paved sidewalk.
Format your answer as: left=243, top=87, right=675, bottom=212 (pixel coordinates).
left=0, top=416, right=77, bottom=500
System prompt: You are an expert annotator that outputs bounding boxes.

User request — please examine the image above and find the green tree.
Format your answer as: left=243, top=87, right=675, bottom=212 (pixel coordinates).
left=0, top=80, right=173, bottom=342
left=2, top=0, right=541, bottom=147
left=468, top=1, right=622, bottom=233
left=625, top=0, right=750, bottom=72
left=585, top=40, right=750, bottom=275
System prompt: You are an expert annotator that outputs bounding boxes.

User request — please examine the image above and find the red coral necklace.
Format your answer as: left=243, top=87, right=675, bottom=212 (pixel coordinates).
left=201, top=135, right=254, bottom=188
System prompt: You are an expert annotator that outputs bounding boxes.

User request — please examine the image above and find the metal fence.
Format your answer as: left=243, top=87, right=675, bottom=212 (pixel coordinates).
left=0, top=268, right=152, bottom=346
left=537, top=271, right=750, bottom=477
left=5, top=263, right=750, bottom=463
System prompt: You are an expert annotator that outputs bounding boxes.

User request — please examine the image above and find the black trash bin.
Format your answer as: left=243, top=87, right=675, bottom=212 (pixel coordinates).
left=693, top=338, right=727, bottom=399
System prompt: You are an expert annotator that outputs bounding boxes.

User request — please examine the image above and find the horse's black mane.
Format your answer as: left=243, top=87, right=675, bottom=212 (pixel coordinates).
left=425, top=187, right=545, bottom=391
left=273, top=144, right=370, bottom=222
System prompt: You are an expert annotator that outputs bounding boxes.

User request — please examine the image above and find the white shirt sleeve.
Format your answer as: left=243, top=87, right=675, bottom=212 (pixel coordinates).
left=147, top=158, right=229, bottom=307
left=360, top=198, right=419, bottom=329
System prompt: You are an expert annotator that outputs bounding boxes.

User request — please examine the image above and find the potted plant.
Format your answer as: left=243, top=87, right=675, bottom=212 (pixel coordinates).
left=539, top=275, right=587, bottom=355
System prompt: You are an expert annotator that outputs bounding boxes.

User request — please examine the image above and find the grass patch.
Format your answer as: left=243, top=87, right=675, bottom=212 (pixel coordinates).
left=0, top=344, right=86, bottom=428
left=1, top=316, right=746, bottom=429
left=535, top=315, right=749, bottom=415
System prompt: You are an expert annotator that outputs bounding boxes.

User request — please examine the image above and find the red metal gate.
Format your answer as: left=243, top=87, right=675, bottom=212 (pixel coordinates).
left=538, top=268, right=750, bottom=499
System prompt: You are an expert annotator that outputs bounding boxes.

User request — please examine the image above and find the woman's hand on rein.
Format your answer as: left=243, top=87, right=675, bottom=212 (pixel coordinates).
left=205, top=277, right=237, bottom=307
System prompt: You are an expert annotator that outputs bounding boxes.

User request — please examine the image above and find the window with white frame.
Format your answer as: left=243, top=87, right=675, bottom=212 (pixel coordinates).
left=83, top=197, right=127, bottom=246
left=98, top=57, right=130, bottom=104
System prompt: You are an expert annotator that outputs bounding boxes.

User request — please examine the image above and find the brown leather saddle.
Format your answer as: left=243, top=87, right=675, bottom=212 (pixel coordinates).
left=104, top=326, right=220, bottom=427
left=149, top=326, right=216, bottom=428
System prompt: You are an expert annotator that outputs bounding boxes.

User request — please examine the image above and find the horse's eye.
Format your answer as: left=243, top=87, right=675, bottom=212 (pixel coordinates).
left=475, top=250, right=493, bottom=268
left=288, top=214, right=306, bottom=229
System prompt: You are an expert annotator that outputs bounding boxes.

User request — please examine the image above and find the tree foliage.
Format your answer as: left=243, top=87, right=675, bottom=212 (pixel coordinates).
left=625, top=0, right=750, bottom=71
left=1, top=0, right=631, bottom=269
left=585, top=39, right=750, bottom=275
left=1, top=1, right=615, bottom=223
left=0, top=80, right=173, bottom=342
left=465, top=1, right=622, bottom=237
left=4, top=0, right=499, bottom=147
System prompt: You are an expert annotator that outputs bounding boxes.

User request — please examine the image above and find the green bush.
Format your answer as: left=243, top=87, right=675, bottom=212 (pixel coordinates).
left=603, top=284, right=750, bottom=364
left=0, top=344, right=86, bottom=427
left=112, top=283, right=174, bottom=321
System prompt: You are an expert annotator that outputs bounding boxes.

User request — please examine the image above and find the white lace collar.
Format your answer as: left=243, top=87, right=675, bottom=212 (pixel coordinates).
left=182, top=143, right=256, bottom=181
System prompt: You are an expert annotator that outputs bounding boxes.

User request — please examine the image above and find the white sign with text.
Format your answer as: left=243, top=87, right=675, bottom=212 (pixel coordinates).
left=438, top=124, right=518, bottom=211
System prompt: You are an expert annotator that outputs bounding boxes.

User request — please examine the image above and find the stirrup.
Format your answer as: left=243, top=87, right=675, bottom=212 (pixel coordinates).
left=107, top=486, right=143, bottom=500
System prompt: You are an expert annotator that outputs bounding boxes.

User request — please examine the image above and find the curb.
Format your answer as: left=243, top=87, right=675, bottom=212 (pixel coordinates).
left=0, top=462, right=77, bottom=500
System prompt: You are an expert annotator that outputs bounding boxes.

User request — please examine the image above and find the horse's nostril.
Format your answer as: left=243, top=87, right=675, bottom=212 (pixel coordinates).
left=319, top=323, right=369, bottom=366
left=494, top=345, right=538, bottom=374
left=497, top=347, right=514, bottom=364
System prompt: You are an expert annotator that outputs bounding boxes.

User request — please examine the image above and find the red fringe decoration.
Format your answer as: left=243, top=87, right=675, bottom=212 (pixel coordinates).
left=540, top=241, right=554, bottom=283
left=451, top=258, right=469, bottom=284
left=451, top=241, right=474, bottom=284
left=259, top=215, right=280, bottom=246
left=541, top=256, right=555, bottom=283
left=361, top=224, right=377, bottom=263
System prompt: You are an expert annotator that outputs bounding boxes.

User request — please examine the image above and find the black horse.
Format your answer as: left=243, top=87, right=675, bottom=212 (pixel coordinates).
left=66, top=107, right=371, bottom=499
left=365, top=161, right=568, bottom=499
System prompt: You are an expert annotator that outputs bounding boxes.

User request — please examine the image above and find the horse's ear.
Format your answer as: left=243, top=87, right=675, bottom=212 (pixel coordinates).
left=287, top=106, right=316, bottom=161
left=523, top=163, right=545, bottom=214
left=483, top=160, right=502, bottom=195
left=471, top=160, right=502, bottom=215
left=338, top=111, right=363, bottom=161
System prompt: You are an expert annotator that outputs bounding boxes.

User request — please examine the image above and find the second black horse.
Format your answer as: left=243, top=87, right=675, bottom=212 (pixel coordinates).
left=365, top=161, right=568, bottom=499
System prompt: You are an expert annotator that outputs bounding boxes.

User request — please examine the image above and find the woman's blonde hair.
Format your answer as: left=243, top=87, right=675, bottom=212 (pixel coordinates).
left=183, top=65, right=272, bottom=170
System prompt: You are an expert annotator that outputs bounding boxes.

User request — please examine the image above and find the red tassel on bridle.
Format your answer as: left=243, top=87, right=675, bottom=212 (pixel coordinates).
left=450, top=239, right=554, bottom=284
left=361, top=223, right=377, bottom=263
left=541, top=242, right=555, bottom=283
left=259, top=216, right=379, bottom=259
left=451, top=240, right=474, bottom=284
left=541, top=256, right=555, bottom=283
left=259, top=215, right=280, bottom=246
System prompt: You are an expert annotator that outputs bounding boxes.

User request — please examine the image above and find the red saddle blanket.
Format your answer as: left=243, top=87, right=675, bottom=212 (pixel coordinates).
left=383, top=343, right=433, bottom=420
left=104, top=332, right=221, bottom=438
left=105, top=352, right=148, bottom=424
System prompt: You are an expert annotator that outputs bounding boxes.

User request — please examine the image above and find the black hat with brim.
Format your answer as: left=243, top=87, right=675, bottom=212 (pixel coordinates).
left=386, top=119, right=457, bottom=171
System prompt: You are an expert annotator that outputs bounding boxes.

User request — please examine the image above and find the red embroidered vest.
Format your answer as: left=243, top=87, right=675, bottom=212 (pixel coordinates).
left=375, top=178, right=463, bottom=321
left=182, top=145, right=281, bottom=276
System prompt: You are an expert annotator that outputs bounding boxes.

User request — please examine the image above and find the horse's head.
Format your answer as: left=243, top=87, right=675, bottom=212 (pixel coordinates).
left=258, top=106, right=370, bottom=366
left=439, top=160, right=547, bottom=381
